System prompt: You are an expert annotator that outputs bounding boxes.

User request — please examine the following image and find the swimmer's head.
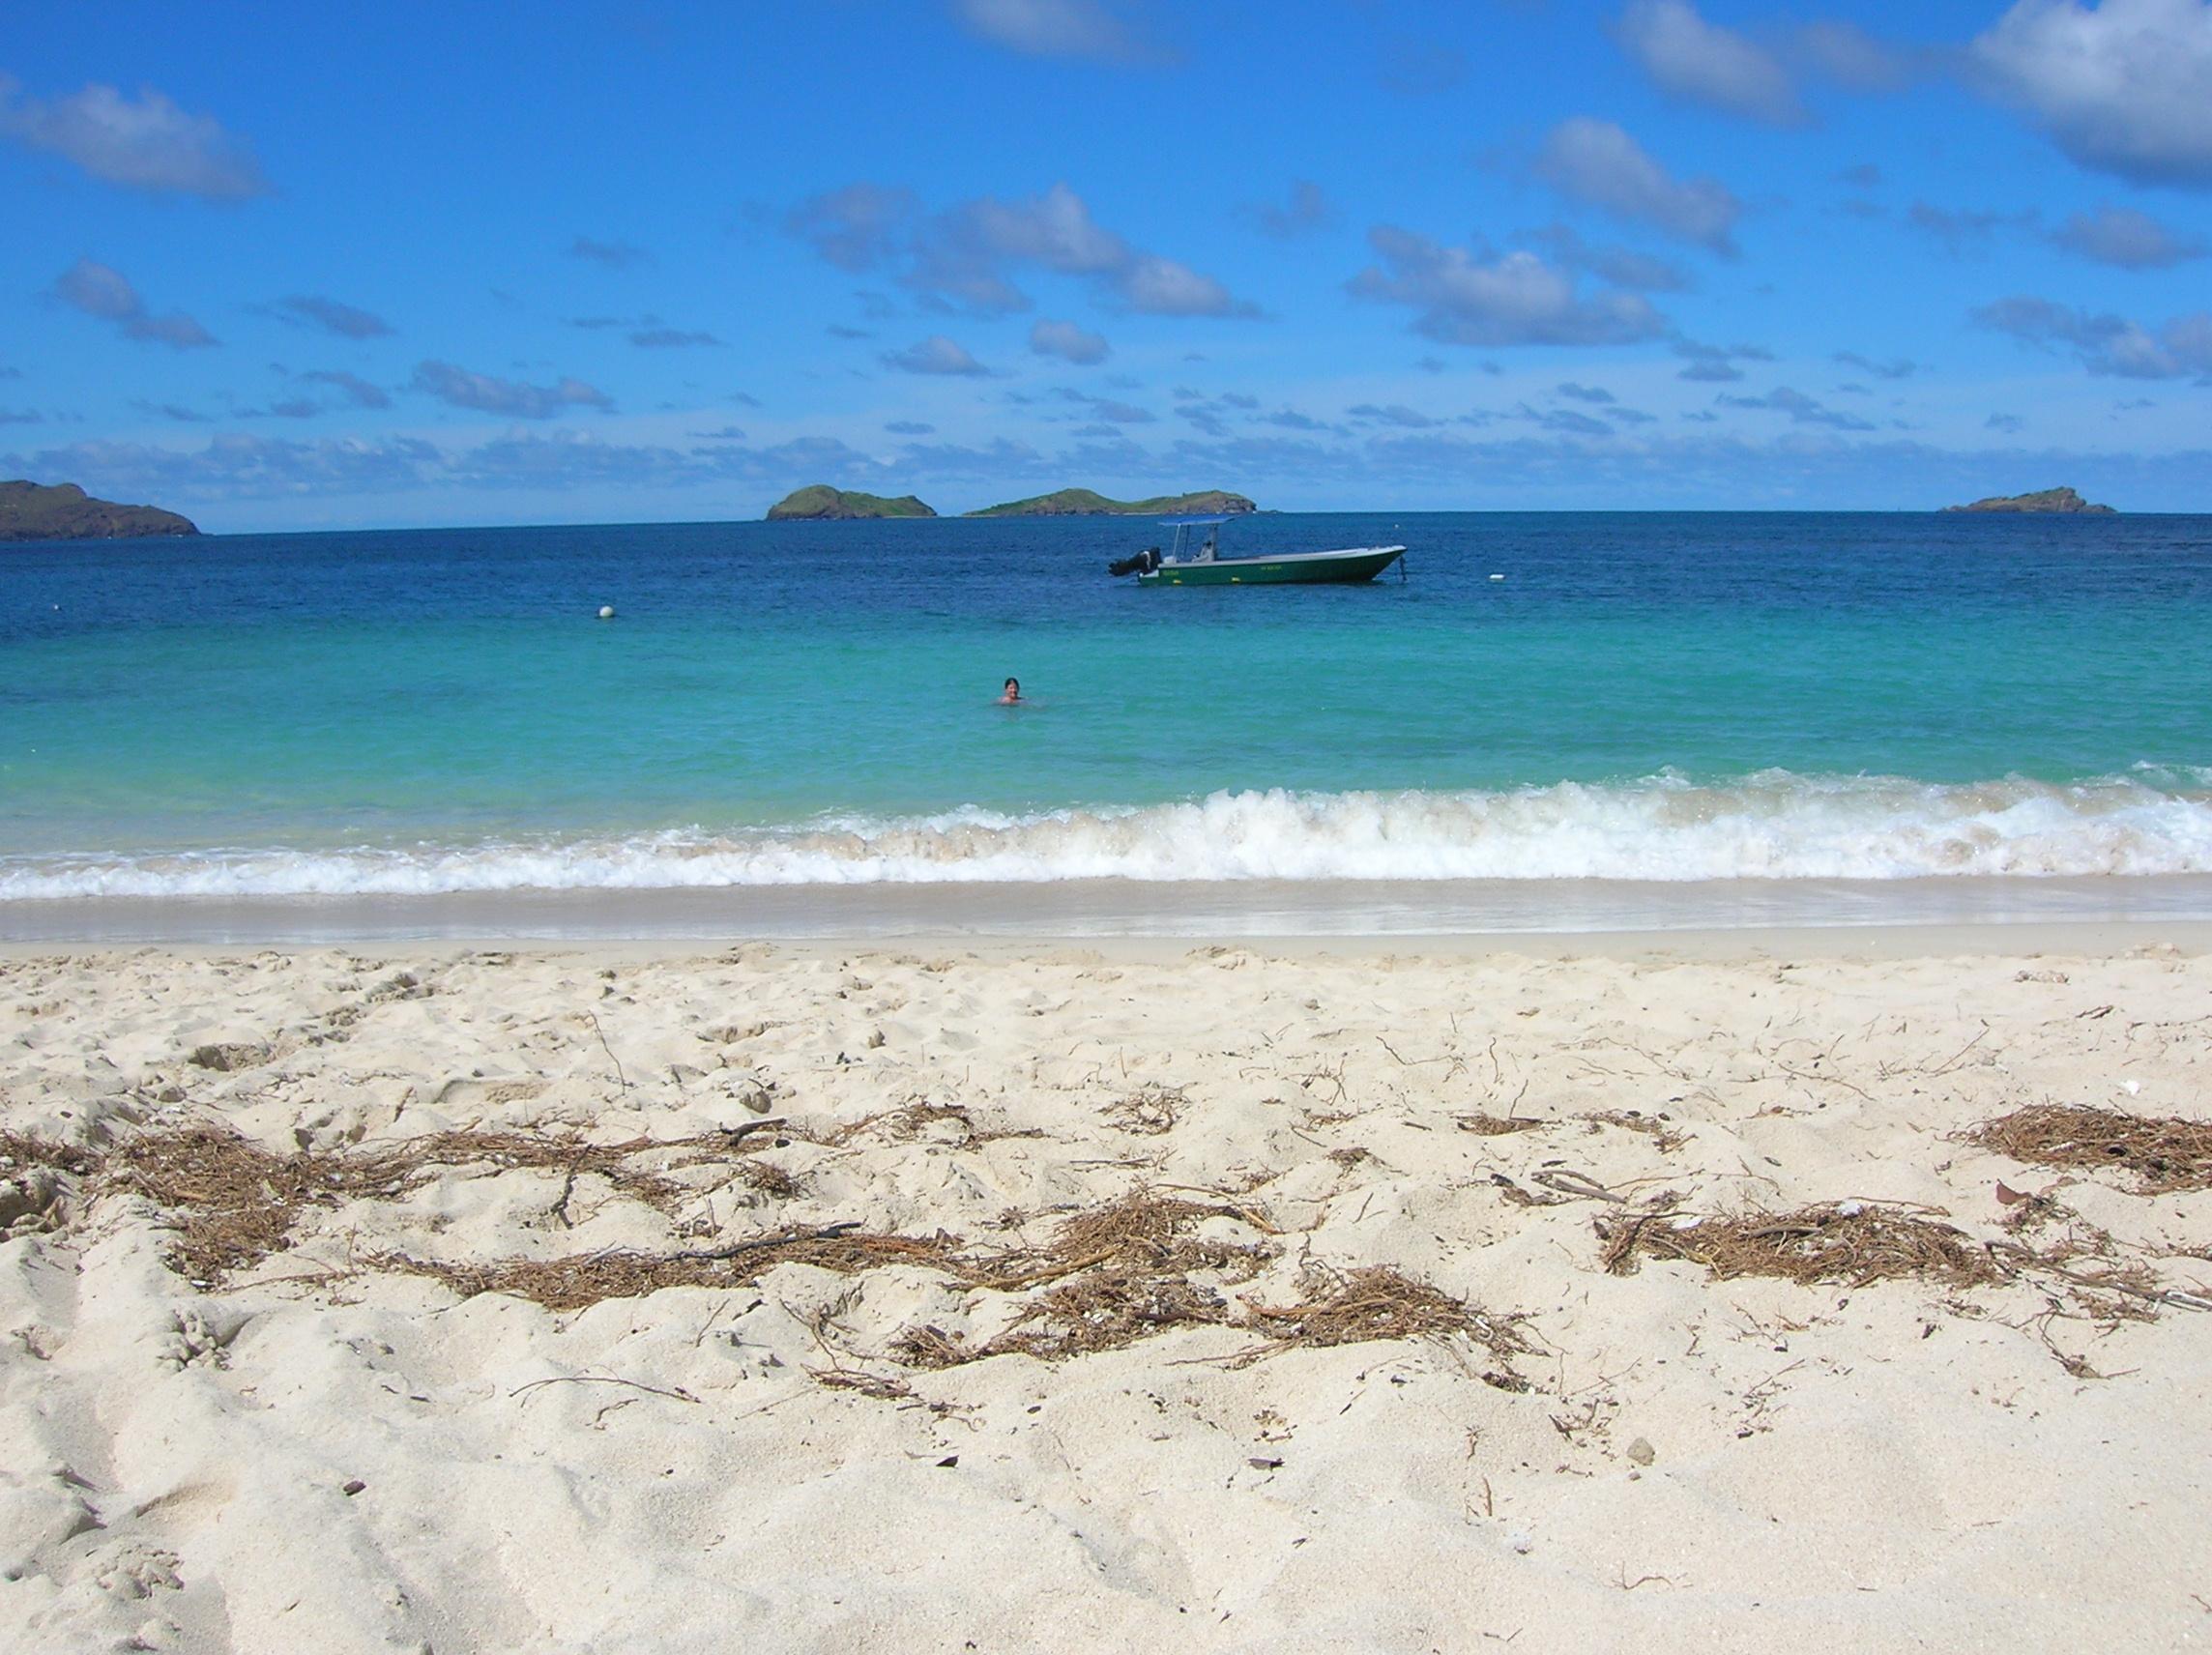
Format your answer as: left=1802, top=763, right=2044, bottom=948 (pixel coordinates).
left=1003, top=677, right=1021, bottom=701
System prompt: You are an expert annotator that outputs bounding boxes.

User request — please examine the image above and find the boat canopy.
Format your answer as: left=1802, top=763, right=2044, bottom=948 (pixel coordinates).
left=1164, top=517, right=1223, bottom=563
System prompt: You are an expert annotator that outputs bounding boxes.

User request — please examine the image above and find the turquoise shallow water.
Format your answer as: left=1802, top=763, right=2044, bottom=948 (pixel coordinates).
left=4, top=510, right=2210, bottom=897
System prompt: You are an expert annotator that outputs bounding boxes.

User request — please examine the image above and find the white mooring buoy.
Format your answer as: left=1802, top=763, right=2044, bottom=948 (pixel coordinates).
left=597, top=604, right=616, bottom=620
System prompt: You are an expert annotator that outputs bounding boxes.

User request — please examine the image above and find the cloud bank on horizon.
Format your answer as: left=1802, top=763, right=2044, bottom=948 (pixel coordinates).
left=0, top=0, right=2209, bottom=528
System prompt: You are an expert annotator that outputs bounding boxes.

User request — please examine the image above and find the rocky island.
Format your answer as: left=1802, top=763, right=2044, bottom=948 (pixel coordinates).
left=0, top=479, right=199, bottom=541
left=1943, top=486, right=2114, bottom=514
left=765, top=484, right=936, bottom=520
left=965, top=487, right=1257, bottom=518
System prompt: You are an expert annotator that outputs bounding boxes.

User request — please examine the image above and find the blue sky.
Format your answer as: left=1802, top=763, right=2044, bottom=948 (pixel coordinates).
left=3, top=0, right=2210, bottom=529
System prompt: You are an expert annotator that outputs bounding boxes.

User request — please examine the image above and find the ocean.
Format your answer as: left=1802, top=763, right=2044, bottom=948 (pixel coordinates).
left=6, top=509, right=2211, bottom=938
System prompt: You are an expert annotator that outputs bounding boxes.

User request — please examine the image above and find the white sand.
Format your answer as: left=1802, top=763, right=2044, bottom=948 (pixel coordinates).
left=4, top=938, right=2210, bottom=1653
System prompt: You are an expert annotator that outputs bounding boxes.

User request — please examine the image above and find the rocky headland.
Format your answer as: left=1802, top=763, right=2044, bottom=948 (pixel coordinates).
left=1943, top=486, right=2115, bottom=514
left=0, top=479, right=200, bottom=541
left=965, top=487, right=1257, bottom=518
left=765, top=485, right=937, bottom=520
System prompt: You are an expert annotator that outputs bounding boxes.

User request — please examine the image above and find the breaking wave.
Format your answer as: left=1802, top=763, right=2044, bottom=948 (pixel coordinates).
left=7, top=770, right=2212, bottom=900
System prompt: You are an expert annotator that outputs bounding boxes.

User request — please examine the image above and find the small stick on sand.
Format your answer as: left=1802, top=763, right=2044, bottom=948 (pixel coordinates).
left=509, top=1374, right=698, bottom=1405
left=588, top=1011, right=629, bottom=1093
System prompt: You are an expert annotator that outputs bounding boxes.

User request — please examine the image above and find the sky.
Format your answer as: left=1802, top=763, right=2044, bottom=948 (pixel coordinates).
left=2, top=0, right=2210, bottom=530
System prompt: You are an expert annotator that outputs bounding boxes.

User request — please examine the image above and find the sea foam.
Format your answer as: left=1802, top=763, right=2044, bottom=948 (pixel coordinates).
left=7, top=770, right=2212, bottom=901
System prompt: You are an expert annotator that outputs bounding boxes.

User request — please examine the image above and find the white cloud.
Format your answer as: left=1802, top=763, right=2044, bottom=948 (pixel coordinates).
left=0, top=74, right=268, bottom=198
left=1526, top=224, right=1693, bottom=292
left=882, top=334, right=991, bottom=375
left=950, top=0, right=1146, bottom=63
left=1030, top=318, right=1110, bottom=363
left=0, top=429, right=895, bottom=504
left=1118, top=253, right=1249, bottom=317
left=1793, top=19, right=1919, bottom=92
left=410, top=361, right=613, bottom=417
left=1672, top=337, right=1774, bottom=381
left=1533, top=118, right=1743, bottom=253
left=785, top=184, right=919, bottom=273
left=1906, top=201, right=2036, bottom=253
left=273, top=294, right=393, bottom=339
left=1972, top=0, right=2212, bottom=187
left=1975, top=294, right=2212, bottom=377
left=1716, top=386, right=1876, bottom=429
left=568, top=236, right=652, bottom=269
left=1347, top=403, right=1442, bottom=428
left=1255, top=180, right=1338, bottom=237
left=1616, top=0, right=1803, bottom=124
left=301, top=370, right=392, bottom=409
left=50, top=258, right=217, bottom=348
left=1348, top=227, right=1667, bottom=347
left=1833, top=351, right=1918, bottom=380
left=788, top=180, right=1256, bottom=317
left=2049, top=203, right=2206, bottom=266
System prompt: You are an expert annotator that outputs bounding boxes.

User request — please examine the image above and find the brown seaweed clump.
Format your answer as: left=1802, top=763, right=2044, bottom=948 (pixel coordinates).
left=1456, top=1114, right=1545, bottom=1137
left=1968, top=1105, right=2212, bottom=1195
left=46, top=1121, right=1539, bottom=1381
left=88, top=1123, right=798, bottom=1284
left=1234, top=1265, right=1533, bottom=1368
left=104, top=1126, right=338, bottom=1284
left=1597, top=1204, right=2005, bottom=1291
left=377, top=1226, right=965, bottom=1314
left=894, top=1196, right=1529, bottom=1378
left=898, top=1193, right=1273, bottom=1364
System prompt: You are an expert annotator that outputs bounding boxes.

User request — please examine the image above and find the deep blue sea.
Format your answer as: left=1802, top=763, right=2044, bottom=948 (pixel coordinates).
left=5, top=510, right=2211, bottom=903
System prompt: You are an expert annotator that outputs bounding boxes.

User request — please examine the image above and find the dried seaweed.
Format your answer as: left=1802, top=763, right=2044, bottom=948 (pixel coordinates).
left=65, top=1120, right=1539, bottom=1379
left=0, top=1131, right=102, bottom=1178
left=90, top=1124, right=794, bottom=1284
left=732, top=1159, right=802, bottom=1198
left=1586, top=1110, right=1689, bottom=1153
left=187, top=1041, right=274, bottom=1073
left=808, top=1366, right=915, bottom=1401
left=1968, top=1104, right=2212, bottom=1195
left=1597, top=1204, right=2005, bottom=1290
left=1233, top=1265, right=1532, bottom=1367
left=339, top=1128, right=707, bottom=1212
left=0, top=1132, right=92, bottom=1235
left=377, top=1226, right=966, bottom=1314
left=103, top=1126, right=333, bottom=1284
left=895, top=1197, right=1525, bottom=1376
left=819, top=1102, right=1038, bottom=1147
left=1101, top=1086, right=1182, bottom=1136
left=900, top=1194, right=1274, bottom=1364
left=1457, top=1114, right=1545, bottom=1136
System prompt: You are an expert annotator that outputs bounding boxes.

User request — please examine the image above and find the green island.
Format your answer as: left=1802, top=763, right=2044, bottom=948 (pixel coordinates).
left=1942, top=486, right=2115, bottom=514
left=765, top=484, right=937, bottom=520
left=0, top=479, right=200, bottom=541
left=964, top=487, right=1257, bottom=518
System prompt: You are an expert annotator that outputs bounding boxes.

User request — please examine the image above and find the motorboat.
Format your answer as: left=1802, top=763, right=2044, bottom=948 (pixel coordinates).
left=1108, top=517, right=1406, bottom=586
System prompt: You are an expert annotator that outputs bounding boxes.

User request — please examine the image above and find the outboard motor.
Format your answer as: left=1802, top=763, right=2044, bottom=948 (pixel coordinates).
left=1107, top=545, right=1163, bottom=578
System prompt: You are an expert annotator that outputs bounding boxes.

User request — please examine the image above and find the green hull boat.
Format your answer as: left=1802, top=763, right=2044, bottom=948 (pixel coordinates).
left=1139, top=545, right=1405, bottom=585
left=1111, top=517, right=1406, bottom=587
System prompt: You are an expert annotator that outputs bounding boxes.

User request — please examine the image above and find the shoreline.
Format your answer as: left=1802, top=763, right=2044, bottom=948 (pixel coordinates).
left=9, top=918, right=2212, bottom=967
left=5, top=872, right=2212, bottom=947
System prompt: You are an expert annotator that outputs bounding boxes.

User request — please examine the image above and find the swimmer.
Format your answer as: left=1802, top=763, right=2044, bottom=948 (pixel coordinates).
left=997, top=677, right=1022, bottom=706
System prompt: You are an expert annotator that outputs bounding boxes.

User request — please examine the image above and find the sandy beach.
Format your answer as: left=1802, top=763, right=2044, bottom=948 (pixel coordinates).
left=5, top=932, right=2211, bottom=1653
